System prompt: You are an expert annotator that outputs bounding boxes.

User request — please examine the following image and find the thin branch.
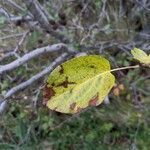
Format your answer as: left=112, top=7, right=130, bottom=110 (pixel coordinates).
left=4, top=53, right=69, bottom=100
left=24, top=0, right=70, bottom=43
left=0, top=7, right=32, bottom=24
left=8, top=15, right=33, bottom=22
left=14, top=30, right=30, bottom=53
left=0, top=32, right=25, bottom=41
left=0, top=101, right=7, bottom=115
left=0, top=53, right=70, bottom=115
left=0, top=43, right=68, bottom=74
left=5, top=0, right=25, bottom=12
left=135, top=0, right=150, bottom=11
left=0, top=51, right=14, bottom=62
left=0, top=7, right=11, bottom=18
left=35, top=0, right=54, bottom=20
left=24, top=0, right=49, bottom=28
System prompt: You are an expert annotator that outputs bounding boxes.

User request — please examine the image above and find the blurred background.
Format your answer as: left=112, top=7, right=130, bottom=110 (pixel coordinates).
left=0, top=0, right=150, bottom=149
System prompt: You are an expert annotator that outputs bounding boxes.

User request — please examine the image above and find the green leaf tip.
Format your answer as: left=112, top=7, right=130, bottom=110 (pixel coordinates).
left=131, top=48, right=150, bottom=65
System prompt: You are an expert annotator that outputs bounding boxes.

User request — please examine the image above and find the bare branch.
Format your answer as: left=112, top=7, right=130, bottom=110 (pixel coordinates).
left=5, top=0, right=25, bottom=12
left=35, top=0, right=54, bottom=20
left=5, top=15, right=33, bottom=24
left=24, top=0, right=70, bottom=43
left=0, top=43, right=68, bottom=74
left=0, top=7, right=11, bottom=18
left=135, top=0, right=150, bottom=11
left=0, top=51, right=14, bottom=62
left=0, top=32, right=25, bottom=41
left=24, top=0, right=49, bottom=28
left=0, top=101, right=7, bottom=115
left=0, top=53, right=70, bottom=115
left=4, top=53, right=69, bottom=99
left=14, top=30, right=30, bottom=53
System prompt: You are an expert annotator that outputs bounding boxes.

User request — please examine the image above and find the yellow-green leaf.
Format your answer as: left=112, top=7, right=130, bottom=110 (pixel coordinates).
left=43, top=55, right=115, bottom=114
left=131, top=48, right=150, bottom=65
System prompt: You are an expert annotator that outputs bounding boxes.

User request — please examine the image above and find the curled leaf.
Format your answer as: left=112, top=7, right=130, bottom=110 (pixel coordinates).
left=43, top=55, right=115, bottom=114
left=131, top=48, right=150, bottom=65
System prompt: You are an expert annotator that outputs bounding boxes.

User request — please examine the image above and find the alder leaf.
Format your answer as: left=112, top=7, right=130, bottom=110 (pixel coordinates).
left=43, top=55, right=115, bottom=114
left=131, top=48, right=150, bottom=65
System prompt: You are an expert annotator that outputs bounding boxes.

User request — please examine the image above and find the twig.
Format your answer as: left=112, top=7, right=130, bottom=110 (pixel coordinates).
left=0, top=33, right=25, bottom=41
left=5, top=0, right=25, bottom=12
left=35, top=0, right=54, bottom=20
left=8, top=15, right=33, bottom=23
left=24, top=0, right=49, bottom=28
left=24, top=0, right=69, bottom=43
left=0, top=53, right=70, bottom=115
left=4, top=53, right=69, bottom=99
left=0, top=7, right=31, bottom=25
left=0, top=101, right=7, bottom=115
left=0, top=43, right=68, bottom=74
left=14, top=30, right=30, bottom=53
left=0, top=7, right=11, bottom=18
left=135, top=0, right=150, bottom=11
left=0, top=51, right=14, bottom=62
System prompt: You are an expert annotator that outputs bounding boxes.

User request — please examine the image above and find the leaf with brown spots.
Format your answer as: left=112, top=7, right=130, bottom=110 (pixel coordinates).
left=43, top=55, right=115, bottom=114
left=89, top=94, right=99, bottom=106
left=57, top=77, right=75, bottom=88
left=43, top=85, right=55, bottom=105
left=70, top=102, right=76, bottom=110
